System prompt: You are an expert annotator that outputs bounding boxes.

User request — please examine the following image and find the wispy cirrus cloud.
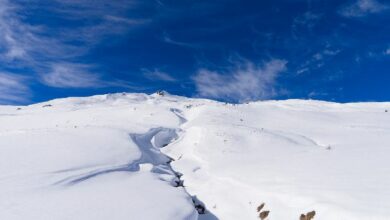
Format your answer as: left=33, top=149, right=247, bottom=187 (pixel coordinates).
left=193, top=59, right=287, bottom=102
left=296, top=48, right=341, bottom=75
left=384, top=47, right=390, bottom=55
left=0, top=0, right=149, bottom=103
left=40, top=63, right=103, bottom=88
left=339, top=0, right=388, bottom=17
left=40, top=63, right=140, bottom=89
left=0, top=72, right=30, bottom=104
left=0, top=0, right=42, bottom=62
left=291, top=12, right=322, bottom=39
left=162, top=32, right=200, bottom=48
left=142, top=68, right=177, bottom=82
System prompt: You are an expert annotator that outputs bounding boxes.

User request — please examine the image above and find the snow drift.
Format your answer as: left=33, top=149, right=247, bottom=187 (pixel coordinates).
left=0, top=92, right=389, bottom=220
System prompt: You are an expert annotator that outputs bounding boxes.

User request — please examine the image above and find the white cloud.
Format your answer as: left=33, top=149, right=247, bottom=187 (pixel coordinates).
left=297, top=48, right=341, bottom=74
left=292, top=12, right=322, bottom=29
left=385, top=47, right=390, bottom=55
left=0, top=0, right=81, bottom=63
left=308, top=91, right=328, bottom=99
left=40, top=63, right=104, bottom=88
left=193, top=59, right=287, bottom=102
left=105, top=15, right=150, bottom=26
left=0, top=72, right=30, bottom=104
left=51, top=1, right=148, bottom=45
left=40, top=63, right=139, bottom=89
left=296, top=67, right=309, bottom=75
left=142, top=68, right=177, bottom=82
left=340, top=0, right=388, bottom=17
left=291, top=12, right=322, bottom=39
left=323, top=49, right=341, bottom=56
left=0, top=0, right=33, bottom=61
left=0, top=0, right=148, bottom=94
left=162, top=32, right=200, bottom=48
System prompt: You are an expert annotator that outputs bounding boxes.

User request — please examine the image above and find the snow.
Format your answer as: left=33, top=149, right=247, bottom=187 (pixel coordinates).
left=0, top=92, right=390, bottom=219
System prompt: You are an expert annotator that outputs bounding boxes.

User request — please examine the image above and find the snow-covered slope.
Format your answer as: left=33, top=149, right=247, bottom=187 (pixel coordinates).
left=0, top=93, right=389, bottom=220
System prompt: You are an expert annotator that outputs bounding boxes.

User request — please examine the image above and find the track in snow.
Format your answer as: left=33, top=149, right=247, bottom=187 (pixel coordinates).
left=53, top=108, right=217, bottom=219
left=53, top=127, right=179, bottom=186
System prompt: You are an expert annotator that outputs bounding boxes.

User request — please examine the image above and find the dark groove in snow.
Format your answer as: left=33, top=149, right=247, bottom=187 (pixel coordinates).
left=53, top=108, right=217, bottom=219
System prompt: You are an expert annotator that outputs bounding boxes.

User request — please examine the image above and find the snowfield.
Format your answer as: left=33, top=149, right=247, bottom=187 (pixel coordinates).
left=0, top=92, right=389, bottom=220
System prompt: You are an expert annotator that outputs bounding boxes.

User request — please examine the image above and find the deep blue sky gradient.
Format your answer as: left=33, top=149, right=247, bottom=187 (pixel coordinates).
left=0, top=0, right=389, bottom=104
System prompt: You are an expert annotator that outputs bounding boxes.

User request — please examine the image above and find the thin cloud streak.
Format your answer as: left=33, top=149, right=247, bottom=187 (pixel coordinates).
left=162, top=32, right=201, bottom=48
left=385, top=47, right=390, bottom=55
left=296, top=48, right=341, bottom=75
left=0, top=72, right=30, bottom=104
left=142, top=68, right=177, bottom=82
left=0, top=0, right=149, bottom=95
left=339, top=0, right=388, bottom=17
left=40, top=63, right=103, bottom=88
left=291, top=11, right=322, bottom=39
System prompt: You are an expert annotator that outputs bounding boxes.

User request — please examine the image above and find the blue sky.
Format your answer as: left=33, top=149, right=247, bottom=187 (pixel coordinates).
left=0, top=0, right=389, bottom=104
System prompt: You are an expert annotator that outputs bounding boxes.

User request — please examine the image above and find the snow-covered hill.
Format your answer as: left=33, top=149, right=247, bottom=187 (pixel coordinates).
left=0, top=92, right=389, bottom=220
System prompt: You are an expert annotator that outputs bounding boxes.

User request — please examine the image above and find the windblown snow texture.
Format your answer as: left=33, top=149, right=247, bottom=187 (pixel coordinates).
left=0, top=92, right=389, bottom=219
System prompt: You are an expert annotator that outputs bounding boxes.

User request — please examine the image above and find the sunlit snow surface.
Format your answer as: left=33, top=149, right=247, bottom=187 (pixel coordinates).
left=0, top=93, right=389, bottom=219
